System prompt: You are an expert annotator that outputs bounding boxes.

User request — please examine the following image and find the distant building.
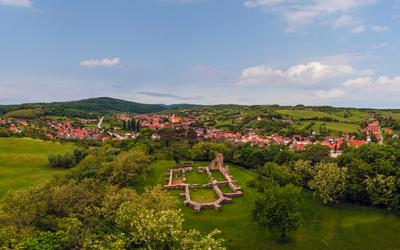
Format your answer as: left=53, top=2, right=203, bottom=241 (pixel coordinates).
left=171, top=115, right=182, bottom=124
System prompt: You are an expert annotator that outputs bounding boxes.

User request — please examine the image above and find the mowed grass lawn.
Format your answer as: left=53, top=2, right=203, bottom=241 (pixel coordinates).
left=145, top=160, right=400, bottom=250
left=0, top=138, right=75, bottom=200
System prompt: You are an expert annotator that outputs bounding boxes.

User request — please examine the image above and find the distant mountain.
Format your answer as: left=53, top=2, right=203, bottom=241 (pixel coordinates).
left=0, top=97, right=170, bottom=118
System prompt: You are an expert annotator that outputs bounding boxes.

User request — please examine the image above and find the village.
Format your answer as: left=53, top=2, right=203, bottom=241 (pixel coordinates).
left=1, top=110, right=395, bottom=158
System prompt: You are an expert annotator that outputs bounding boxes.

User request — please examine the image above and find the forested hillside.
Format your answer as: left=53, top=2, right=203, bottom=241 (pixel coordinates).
left=0, top=97, right=168, bottom=118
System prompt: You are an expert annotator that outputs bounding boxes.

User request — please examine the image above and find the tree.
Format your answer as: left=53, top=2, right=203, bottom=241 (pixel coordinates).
left=292, top=160, right=314, bottom=186
left=48, top=153, right=76, bottom=168
left=0, top=226, right=34, bottom=249
left=308, top=163, right=348, bottom=204
left=364, top=174, right=399, bottom=210
left=127, top=119, right=131, bottom=130
left=158, top=127, right=177, bottom=146
left=116, top=202, right=225, bottom=250
left=300, top=144, right=330, bottom=165
left=233, top=143, right=266, bottom=169
left=17, top=231, right=61, bottom=250
left=192, top=141, right=229, bottom=161
left=169, top=141, right=191, bottom=164
left=252, top=184, right=302, bottom=241
left=99, top=148, right=150, bottom=187
left=258, top=163, right=301, bottom=188
left=131, top=119, right=137, bottom=131
left=136, top=120, right=141, bottom=132
left=73, top=148, right=88, bottom=163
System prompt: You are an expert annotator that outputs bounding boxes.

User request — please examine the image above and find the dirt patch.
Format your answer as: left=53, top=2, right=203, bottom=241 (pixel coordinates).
left=172, top=179, right=183, bottom=185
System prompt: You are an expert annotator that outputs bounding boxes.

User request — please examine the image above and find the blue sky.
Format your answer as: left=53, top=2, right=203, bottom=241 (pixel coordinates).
left=0, top=0, right=399, bottom=107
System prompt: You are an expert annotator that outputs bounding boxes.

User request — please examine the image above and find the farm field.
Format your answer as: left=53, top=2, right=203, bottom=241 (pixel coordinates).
left=0, top=138, right=75, bottom=200
left=379, top=111, right=400, bottom=121
left=276, top=109, right=367, bottom=123
left=294, top=121, right=361, bottom=133
left=145, top=160, right=400, bottom=250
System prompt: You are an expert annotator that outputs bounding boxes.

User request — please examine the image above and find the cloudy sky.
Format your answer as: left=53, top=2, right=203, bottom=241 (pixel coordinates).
left=0, top=0, right=399, bottom=107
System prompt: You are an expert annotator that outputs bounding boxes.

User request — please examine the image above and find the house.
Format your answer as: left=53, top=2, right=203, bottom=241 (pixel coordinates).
left=19, top=120, right=28, bottom=126
left=171, top=115, right=182, bottom=124
left=9, top=124, right=20, bottom=133
left=151, top=133, right=161, bottom=141
left=362, top=121, right=382, bottom=141
left=348, top=139, right=366, bottom=148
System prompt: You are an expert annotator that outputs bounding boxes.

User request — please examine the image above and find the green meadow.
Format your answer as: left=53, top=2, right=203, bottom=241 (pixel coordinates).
left=276, top=109, right=367, bottom=123
left=294, top=121, right=361, bottom=133
left=145, top=160, right=400, bottom=250
left=0, top=138, right=75, bottom=200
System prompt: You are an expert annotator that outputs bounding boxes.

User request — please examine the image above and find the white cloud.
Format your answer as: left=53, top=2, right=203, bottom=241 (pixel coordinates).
left=244, top=0, right=378, bottom=31
left=350, top=24, right=365, bottom=33
left=342, top=76, right=373, bottom=88
left=80, top=57, right=120, bottom=67
left=315, top=88, right=346, bottom=98
left=315, top=75, right=400, bottom=99
left=239, top=61, right=357, bottom=86
left=371, top=42, right=389, bottom=49
left=375, top=75, right=400, bottom=88
left=244, top=0, right=284, bottom=8
left=371, top=25, right=390, bottom=32
left=0, top=0, right=32, bottom=8
left=333, top=15, right=357, bottom=29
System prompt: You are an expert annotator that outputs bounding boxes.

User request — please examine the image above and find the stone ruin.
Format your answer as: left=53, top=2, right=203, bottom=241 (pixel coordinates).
left=163, top=154, right=243, bottom=212
left=209, top=153, right=224, bottom=170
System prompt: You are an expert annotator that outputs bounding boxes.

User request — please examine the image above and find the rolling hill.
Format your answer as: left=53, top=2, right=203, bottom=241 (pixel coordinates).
left=0, top=97, right=169, bottom=118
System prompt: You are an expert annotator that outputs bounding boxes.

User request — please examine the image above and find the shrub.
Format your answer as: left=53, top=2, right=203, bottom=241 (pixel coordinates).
left=48, top=153, right=76, bottom=168
left=73, top=148, right=88, bottom=163
left=0, top=127, right=11, bottom=137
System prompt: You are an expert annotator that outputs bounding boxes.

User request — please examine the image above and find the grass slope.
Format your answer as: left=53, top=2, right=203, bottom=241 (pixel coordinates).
left=276, top=109, right=367, bottom=123
left=294, top=121, right=361, bottom=133
left=145, top=160, right=400, bottom=250
left=0, top=138, right=75, bottom=200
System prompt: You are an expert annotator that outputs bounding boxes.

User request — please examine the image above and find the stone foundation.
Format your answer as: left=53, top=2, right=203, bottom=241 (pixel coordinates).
left=163, top=153, right=243, bottom=212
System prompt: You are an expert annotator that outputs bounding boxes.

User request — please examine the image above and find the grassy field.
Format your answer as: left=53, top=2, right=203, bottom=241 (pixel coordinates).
left=276, top=109, right=367, bottom=123
left=0, top=138, right=75, bottom=200
left=186, top=168, right=210, bottom=184
left=190, top=188, right=219, bottom=203
left=145, top=160, right=400, bottom=250
left=211, top=170, right=227, bottom=182
left=379, top=111, right=400, bottom=122
left=294, top=121, right=361, bottom=134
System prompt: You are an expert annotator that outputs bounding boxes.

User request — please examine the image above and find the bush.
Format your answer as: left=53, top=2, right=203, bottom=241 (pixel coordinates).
left=73, top=148, right=88, bottom=163
left=48, top=153, right=76, bottom=168
left=17, top=232, right=61, bottom=250
left=0, top=127, right=10, bottom=137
